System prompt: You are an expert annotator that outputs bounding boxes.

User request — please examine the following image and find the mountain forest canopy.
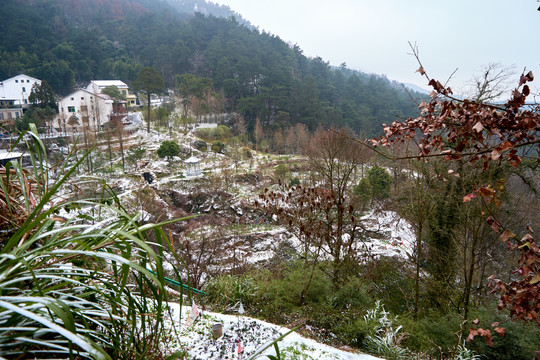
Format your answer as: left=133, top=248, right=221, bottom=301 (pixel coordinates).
left=0, top=0, right=422, bottom=137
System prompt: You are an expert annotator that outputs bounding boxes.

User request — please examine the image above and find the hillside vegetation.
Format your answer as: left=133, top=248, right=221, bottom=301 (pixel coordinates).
left=1, top=0, right=421, bottom=136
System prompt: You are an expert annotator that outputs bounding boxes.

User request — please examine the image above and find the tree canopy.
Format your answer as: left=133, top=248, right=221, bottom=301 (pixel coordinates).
left=101, top=85, right=126, bottom=103
left=157, top=140, right=180, bottom=161
left=28, top=80, right=56, bottom=109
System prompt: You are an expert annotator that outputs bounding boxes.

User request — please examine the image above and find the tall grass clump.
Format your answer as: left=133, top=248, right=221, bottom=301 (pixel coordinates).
left=363, top=301, right=409, bottom=360
left=0, top=126, right=187, bottom=359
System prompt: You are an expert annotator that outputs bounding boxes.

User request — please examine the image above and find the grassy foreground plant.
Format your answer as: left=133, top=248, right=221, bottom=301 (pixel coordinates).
left=0, top=126, right=187, bottom=359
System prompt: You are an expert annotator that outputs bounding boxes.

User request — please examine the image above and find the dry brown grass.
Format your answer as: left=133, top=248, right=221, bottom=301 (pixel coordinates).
left=0, top=167, right=37, bottom=237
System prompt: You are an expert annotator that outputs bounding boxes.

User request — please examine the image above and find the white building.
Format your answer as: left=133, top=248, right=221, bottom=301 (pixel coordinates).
left=86, top=80, right=137, bottom=106
left=55, top=89, right=113, bottom=133
left=0, top=74, right=41, bottom=108
left=0, top=101, right=23, bottom=125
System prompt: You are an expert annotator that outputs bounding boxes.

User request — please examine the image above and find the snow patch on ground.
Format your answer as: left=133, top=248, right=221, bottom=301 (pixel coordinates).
left=165, top=303, right=382, bottom=360
left=362, top=209, right=415, bottom=258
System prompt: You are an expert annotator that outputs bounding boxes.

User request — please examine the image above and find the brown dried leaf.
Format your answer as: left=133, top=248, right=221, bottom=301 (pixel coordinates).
left=499, top=141, right=514, bottom=152
left=523, top=85, right=530, bottom=97
left=467, top=328, right=478, bottom=342
left=491, top=149, right=501, bottom=161
left=494, top=327, right=506, bottom=337
left=500, top=229, right=516, bottom=242
left=521, top=233, right=534, bottom=242
left=473, top=121, right=484, bottom=133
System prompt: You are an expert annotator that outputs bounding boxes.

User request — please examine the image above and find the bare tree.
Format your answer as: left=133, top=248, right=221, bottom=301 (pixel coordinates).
left=102, top=86, right=127, bottom=172
left=285, top=126, right=296, bottom=154
left=272, top=128, right=285, bottom=154
left=254, top=117, right=263, bottom=151
left=259, top=128, right=371, bottom=296
left=307, top=128, right=363, bottom=201
left=234, top=114, right=247, bottom=136
left=466, top=63, right=515, bottom=102
left=295, top=123, right=310, bottom=155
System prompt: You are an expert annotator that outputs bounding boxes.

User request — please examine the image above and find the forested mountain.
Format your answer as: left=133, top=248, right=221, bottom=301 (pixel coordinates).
left=1, top=0, right=422, bottom=136
left=164, top=0, right=248, bottom=23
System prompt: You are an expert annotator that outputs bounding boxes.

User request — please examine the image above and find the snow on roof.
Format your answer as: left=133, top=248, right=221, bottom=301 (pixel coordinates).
left=61, top=88, right=109, bottom=100
left=184, top=156, right=201, bottom=164
left=0, top=151, right=26, bottom=161
left=0, top=74, right=41, bottom=83
left=90, top=80, right=128, bottom=88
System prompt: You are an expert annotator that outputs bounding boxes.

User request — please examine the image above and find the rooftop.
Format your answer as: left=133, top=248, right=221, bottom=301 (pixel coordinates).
left=89, top=80, right=128, bottom=88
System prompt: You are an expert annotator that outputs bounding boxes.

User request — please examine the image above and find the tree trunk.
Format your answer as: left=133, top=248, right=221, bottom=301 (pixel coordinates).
left=463, top=232, right=478, bottom=321
left=118, top=126, right=125, bottom=172
left=147, top=93, right=151, bottom=133
left=414, top=224, right=423, bottom=321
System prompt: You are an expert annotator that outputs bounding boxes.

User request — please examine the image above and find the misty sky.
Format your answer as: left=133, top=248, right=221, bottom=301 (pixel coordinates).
left=211, top=0, right=540, bottom=94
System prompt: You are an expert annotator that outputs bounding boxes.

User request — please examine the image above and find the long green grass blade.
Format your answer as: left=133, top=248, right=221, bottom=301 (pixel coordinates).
left=0, top=299, right=110, bottom=360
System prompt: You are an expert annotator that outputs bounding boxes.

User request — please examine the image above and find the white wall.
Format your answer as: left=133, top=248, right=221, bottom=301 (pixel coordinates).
left=0, top=74, right=41, bottom=107
left=55, top=90, right=113, bottom=133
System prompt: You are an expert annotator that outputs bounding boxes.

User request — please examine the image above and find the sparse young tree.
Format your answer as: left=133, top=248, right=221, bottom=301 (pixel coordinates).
left=295, top=123, right=310, bottom=155
left=254, top=117, right=263, bottom=152
left=272, top=128, right=285, bottom=154
left=101, top=86, right=127, bottom=171
left=67, top=114, right=80, bottom=134
left=80, top=108, right=96, bottom=173
left=234, top=114, right=247, bottom=136
left=126, top=146, right=146, bottom=170
left=285, top=126, right=296, bottom=154
left=307, top=128, right=362, bottom=201
left=132, top=67, right=164, bottom=133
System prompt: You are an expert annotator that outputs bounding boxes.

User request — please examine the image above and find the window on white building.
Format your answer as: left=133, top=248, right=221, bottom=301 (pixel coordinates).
left=15, top=80, right=18, bottom=83
left=22, top=87, right=26, bottom=92
left=68, top=106, right=76, bottom=113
